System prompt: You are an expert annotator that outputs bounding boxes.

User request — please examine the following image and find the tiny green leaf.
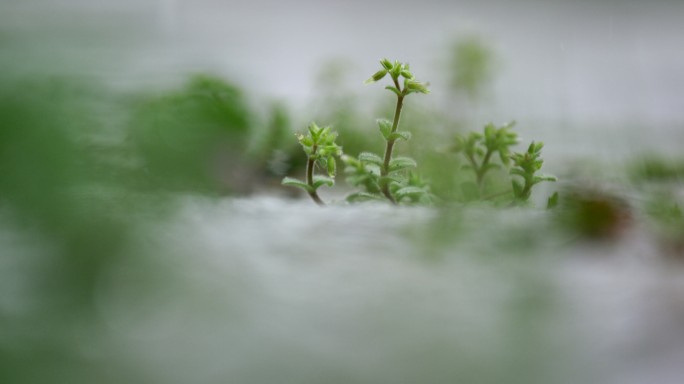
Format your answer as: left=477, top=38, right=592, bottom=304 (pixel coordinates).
left=534, top=174, right=557, bottom=183
left=312, top=175, right=335, bottom=190
left=377, top=119, right=392, bottom=139
left=389, top=156, right=417, bottom=172
left=327, top=156, right=336, bottom=177
left=388, top=131, right=412, bottom=141
left=511, top=180, right=523, bottom=197
left=384, top=86, right=401, bottom=96
left=547, top=191, right=559, bottom=209
left=346, top=192, right=385, bottom=203
left=395, top=186, right=425, bottom=197
left=510, top=168, right=527, bottom=178
left=282, top=177, right=314, bottom=193
left=358, top=152, right=384, bottom=166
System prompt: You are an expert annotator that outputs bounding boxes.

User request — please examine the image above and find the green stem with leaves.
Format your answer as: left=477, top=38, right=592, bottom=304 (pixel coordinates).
left=282, top=122, right=341, bottom=206
left=363, top=59, right=429, bottom=204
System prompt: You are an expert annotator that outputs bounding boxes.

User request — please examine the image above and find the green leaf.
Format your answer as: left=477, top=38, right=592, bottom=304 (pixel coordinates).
left=377, top=119, right=392, bottom=139
left=534, top=174, right=557, bottom=182
left=299, top=136, right=313, bottom=147
left=384, top=86, right=401, bottom=96
left=346, top=192, right=385, bottom=203
left=358, top=152, right=384, bottom=166
left=389, top=156, right=417, bottom=172
left=499, top=147, right=510, bottom=165
left=379, top=175, right=403, bottom=185
left=510, top=168, right=527, bottom=178
left=482, top=163, right=500, bottom=173
left=308, top=122, right=320, bottom=140
left=484, top=123, right=496, bottom=138
left=388, top=131, right=412, bottom=141
left=327, top=156, right=336, bottom=177
left=282, top=177, right=313, bottom=193
left=395, top=186, right=425, bottom=197
left=511, top=179, right=523, bottom=197
left=547, top=191, right=559, bottom=209
left=312, top=175, right=334, bottom=190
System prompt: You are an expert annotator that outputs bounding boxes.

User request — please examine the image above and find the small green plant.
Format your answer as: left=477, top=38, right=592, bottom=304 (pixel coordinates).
left=510, top=141, right=558, bottom=203
left=451, top=122, right=556, bottom=204
left=342, top=59, right=432, bottom=204
left=281, top=122, right=342, bottom=206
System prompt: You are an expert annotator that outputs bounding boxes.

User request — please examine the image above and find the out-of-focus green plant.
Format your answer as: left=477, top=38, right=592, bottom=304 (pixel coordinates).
left=647, top=197, right=684, bottom=256
left=628, top=155, right=684, bottom=183
left=282, top=122, right=342, bottom=205
left=0, top=76, right=167, bottom=384
left=451, top=122, right=556, bottom=205
left=448, top=36, right=495, bottom=102
left=129, top=74, right=254, bottom=194
left=510, top=142, right=558, bottom=204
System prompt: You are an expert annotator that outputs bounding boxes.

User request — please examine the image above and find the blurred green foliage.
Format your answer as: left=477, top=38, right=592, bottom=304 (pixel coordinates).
left=0, top=73, right=270, bottom=383
left=0, top=77, right=138, bottom=383
left=129, top=74, right=255, bottom=194
left=645, top=194, right=684, bottom=256
left=629, top=155, right=684, bottom=182
left=448, top=36, right=495, bottom=101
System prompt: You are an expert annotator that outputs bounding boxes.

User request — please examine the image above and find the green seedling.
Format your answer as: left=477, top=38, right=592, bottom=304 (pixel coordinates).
left=343, top=58, right=433, bottom=204
left=282, top=122, right=342, bottom=205
left=510, top=141, right=557, bottom=203
left=451, top=122, right=556, bottom=204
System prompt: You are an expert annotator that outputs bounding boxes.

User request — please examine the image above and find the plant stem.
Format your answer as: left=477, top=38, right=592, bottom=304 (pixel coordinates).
left=380, top=79, right=405, bottom=204
left=475, top=148, right=493, bottom=192
left=306, top=145, right=324, bottom=206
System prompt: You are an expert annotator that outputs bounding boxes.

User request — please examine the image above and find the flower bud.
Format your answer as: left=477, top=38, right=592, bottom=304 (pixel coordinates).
left=364, top=69, right=388, bottom=84
left=406, top=80, right=430, bottom=94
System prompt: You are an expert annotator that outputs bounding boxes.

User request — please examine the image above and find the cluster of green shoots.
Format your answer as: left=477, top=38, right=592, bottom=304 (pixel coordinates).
left=282, top=58, right=556, bottom=207
left=451, top=122, right=557, bottom=205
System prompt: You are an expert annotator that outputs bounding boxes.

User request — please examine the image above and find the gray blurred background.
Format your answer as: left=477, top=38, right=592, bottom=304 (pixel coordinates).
left=3, top=0, right=683, bottom=164
left=1, top=0, right=682, bottom=121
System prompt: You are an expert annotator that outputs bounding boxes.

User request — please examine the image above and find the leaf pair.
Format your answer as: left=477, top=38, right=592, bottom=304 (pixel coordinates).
left=282, top=175, right=334, bottom=193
